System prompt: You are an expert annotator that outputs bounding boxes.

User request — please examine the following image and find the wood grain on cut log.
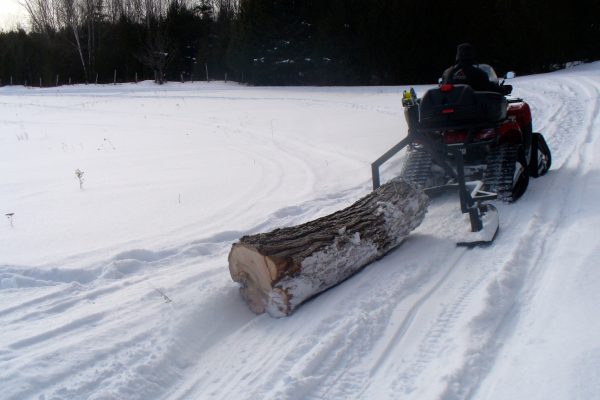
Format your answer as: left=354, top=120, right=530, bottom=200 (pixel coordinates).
left=228, top=179, right=429, bottom=317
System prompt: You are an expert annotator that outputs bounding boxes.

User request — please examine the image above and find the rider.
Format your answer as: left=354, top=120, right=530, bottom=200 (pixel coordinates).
left=442, top=43, right=507, bottom=94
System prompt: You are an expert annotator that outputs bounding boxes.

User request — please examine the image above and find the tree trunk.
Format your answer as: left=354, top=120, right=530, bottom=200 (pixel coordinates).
left=72, top=24, right=88, bottom=82
left=228, top=179, right=429, bottom=317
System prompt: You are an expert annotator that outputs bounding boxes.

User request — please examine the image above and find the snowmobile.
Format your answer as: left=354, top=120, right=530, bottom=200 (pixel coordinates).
left=371, top=68, right=551, bottom=246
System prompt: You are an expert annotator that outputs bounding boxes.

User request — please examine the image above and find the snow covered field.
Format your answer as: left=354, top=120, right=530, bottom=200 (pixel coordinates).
left=2, top=63, right=600, bottom=400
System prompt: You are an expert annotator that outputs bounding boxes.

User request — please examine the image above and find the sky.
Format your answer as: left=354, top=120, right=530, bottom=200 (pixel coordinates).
left=0, top=0, right=28, bottom=31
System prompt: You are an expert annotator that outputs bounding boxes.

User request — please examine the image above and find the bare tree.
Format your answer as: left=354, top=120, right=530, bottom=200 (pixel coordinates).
left=80, top=0, right=103, bottom=75
left=118, top=0, right=141, bottom=23
left=143, top=0, right=168, bottom=27
left=138, top=29, right=171, bottom=84
left=54, top=0, right=88, bottom=81
left=22, top=0, right=215, bottom=85
left=22, top=0, right=57, bottom=32
left=23, top=0, right=100, bottom=81
left=105, top=0, right=124, bottom=22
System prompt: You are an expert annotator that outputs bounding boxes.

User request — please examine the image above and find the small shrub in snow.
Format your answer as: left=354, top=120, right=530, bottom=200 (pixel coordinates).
left=5, top=213, right=14, bottom=228
left=75, top=169, right=85, bottom=189
left=153, top=286, right=173, bottom=303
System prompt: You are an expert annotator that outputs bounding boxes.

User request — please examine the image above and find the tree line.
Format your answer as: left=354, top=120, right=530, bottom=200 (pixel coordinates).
left=1, top=0, right=599, bottom=87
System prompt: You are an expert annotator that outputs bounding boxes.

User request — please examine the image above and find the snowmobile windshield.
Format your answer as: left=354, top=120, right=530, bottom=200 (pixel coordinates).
left=477, top=64, right=499, bottom=83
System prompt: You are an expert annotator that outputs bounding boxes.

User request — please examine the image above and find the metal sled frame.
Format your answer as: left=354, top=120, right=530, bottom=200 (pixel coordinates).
left=371, top=123, right=498, bottom=239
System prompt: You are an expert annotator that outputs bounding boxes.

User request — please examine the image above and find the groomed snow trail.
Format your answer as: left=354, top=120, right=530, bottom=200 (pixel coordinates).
left=2, top=64, right=600, bottom=400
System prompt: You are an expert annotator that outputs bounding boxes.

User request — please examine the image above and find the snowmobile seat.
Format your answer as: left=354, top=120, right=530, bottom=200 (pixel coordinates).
left=418, top=84, right=507, bottom=129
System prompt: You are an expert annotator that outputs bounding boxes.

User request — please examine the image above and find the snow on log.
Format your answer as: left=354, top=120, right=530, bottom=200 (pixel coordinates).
left=228, top=179, right=429, bottom=317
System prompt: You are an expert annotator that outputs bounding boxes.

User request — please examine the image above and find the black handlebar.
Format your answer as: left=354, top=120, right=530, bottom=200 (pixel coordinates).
left=501, top=84, right=513, bottom=95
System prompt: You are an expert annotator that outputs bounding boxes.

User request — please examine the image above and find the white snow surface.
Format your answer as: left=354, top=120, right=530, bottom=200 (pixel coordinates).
left=2, top=63, right=600, bottom=399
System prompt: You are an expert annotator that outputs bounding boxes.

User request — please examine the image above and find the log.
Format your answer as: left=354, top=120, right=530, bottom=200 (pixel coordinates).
left=228, top=179, right=429, bottom=317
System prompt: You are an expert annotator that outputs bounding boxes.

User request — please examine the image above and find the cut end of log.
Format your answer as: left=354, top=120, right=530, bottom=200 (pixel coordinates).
left=228, top=244, right=278, bottom=314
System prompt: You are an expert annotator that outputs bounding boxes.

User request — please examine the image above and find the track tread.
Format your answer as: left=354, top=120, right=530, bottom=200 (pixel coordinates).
left=401, top=149, right=433, bottom=188
left=483, top=144, right=526, bottom=202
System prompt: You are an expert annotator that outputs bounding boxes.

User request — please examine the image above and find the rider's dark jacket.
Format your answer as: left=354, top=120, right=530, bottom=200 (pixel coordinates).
left=442, top=63, right=504, bottom=93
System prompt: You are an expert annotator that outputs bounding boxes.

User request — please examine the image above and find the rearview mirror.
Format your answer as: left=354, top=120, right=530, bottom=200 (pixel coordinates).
left=505, top=71, right=516, bottom=79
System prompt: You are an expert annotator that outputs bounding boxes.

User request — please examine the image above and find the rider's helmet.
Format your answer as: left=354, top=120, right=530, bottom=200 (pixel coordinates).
left=456, top=43, right=476, bottom=65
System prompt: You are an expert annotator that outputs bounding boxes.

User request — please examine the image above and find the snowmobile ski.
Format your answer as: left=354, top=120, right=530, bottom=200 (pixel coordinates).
left=456, top=204, right=499, bottom=247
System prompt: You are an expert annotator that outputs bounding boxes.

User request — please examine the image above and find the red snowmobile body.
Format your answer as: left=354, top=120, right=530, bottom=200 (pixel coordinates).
left=370, top=76, right=551, bottom=245
left=441, top=99, right=531, bottom=146
left=400, top=82, right=551, bottom=201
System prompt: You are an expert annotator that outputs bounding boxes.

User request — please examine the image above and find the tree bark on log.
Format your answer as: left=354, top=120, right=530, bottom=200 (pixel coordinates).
left=228, top=179, right=429, bottom=317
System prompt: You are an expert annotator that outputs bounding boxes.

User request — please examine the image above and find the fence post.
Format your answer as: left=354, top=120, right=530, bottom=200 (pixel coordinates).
left=56, top=74, right=59, bottom=87
left=69, top=77, right=72, bottom=85
left=96, top=73, right=99, bottom=84
left=205, top=63, right=209, bottom=82
left=113, top=69, right=117, bottom=85
left=135, top=72, right=138, bottom=83
left=39, top=77, right=42, bottom=88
